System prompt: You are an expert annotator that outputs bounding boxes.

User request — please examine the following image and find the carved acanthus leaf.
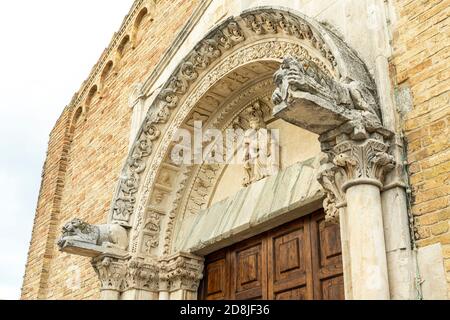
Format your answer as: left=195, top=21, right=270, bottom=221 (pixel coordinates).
left=317, top=132, right=395, bottom=224
left=92, top=256, right=128, bottom=292
left=124, top=259, right=159, bottom=292
left=332, top=134, right=395, bottom=188
left=317, top=160, right=346, bottom=224
left=160, top=254, right=204, bottom=292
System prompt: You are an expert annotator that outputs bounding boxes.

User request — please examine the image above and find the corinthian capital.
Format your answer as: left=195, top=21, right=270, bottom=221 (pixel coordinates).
left=317, top=131, right=395, bottom=223
left=92, top=256, right=128, bottom=292
left=124, top=259, right=159, bottom=292
left=331, top=133, right=395, bottom=191
left=160, top=253, right=204, bottom=292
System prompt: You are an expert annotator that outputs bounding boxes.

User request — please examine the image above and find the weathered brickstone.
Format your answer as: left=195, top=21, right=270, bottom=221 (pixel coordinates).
left=392, top=0, right=450, bottom=293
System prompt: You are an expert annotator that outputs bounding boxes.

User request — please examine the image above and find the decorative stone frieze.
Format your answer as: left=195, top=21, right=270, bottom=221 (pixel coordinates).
left=89, top=253, right=203, bottom=299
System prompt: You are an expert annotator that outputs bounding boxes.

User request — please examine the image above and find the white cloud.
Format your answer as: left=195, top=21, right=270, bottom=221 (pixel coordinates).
left=0, top=0, right=134, bottom=300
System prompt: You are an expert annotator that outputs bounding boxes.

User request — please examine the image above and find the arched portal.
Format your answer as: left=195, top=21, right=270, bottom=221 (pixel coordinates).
left=57, top=6, right=414, bottom=301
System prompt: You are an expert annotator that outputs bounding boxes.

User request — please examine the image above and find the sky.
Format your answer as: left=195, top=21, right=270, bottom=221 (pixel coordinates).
left=0, top=0, right=134, bottom=300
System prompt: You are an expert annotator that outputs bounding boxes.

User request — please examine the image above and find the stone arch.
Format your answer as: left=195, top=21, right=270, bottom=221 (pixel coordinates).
left=69, top=106, right=84, bottom=134
left=106, top=7, right=380, bottom=254
left=114, top=35, right=131, bottom=73
left=85, top=84, right=98, bottom=113
left=99, top=60, right=114, bottom=93
left=59, top=6, right=410, bottom=300
left=131, top=7, right=152, bottom=48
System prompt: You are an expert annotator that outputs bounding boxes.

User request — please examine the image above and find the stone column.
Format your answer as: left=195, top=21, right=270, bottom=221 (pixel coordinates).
left=159, top=253, right=204, bottom=300
left=321, top=133, right=395, bottom=299
left=339, top=207, right=353, bottom=300
left=92, top=256, right=128, bottom=300
left=380, top=137, right=416, bottom=299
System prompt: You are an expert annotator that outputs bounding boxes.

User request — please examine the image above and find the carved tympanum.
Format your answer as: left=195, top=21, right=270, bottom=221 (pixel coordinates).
left=57, top=218, right=129, bottom=251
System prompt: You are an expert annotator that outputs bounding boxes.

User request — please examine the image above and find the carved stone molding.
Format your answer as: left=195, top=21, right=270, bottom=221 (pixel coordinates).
left=135, top=41, right=322, bottom=255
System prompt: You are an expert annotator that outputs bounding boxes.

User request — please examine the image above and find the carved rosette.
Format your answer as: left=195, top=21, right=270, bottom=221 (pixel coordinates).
left=92, top=256, right=128, bottom=292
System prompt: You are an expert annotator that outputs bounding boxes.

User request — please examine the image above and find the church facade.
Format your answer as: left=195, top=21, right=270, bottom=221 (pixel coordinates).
left=21, top=0, right=449, bottom=300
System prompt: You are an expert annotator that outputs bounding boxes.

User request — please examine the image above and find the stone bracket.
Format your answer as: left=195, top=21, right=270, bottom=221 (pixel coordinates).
left=59, top=240, right=128, bottom=258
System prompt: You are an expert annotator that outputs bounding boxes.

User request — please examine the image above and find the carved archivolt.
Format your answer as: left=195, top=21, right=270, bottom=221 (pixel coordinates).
left=61, top=8, right=385, bottom=261
left=131, top=40, right=336, bottom=255
left=110, top=8, right=342, bottom=233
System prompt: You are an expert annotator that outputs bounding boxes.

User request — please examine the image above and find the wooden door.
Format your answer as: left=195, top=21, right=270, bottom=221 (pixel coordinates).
left=198, top=209, right=344, bottom=300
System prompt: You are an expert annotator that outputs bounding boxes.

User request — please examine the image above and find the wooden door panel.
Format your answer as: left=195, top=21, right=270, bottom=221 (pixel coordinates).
left=200, top=251, right=229, bottom=300
left=321, top=275, right=345, bottom=300
left=267, top=218, right=313, bottom=300
left=205, top=258, right=227, bottom=300
left=199, top=209, right=344, bottom=300
left=274, top=286, right=308, bottom=300
left=231, top=237, right=267, bottom=300
left=310, top=212, right=344, bottom=300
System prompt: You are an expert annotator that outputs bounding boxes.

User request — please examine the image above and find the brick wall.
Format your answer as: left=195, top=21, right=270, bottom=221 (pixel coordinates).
left=391, top=0, right=450, bottom=295
left=21, top=0, right=200, bottom=300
